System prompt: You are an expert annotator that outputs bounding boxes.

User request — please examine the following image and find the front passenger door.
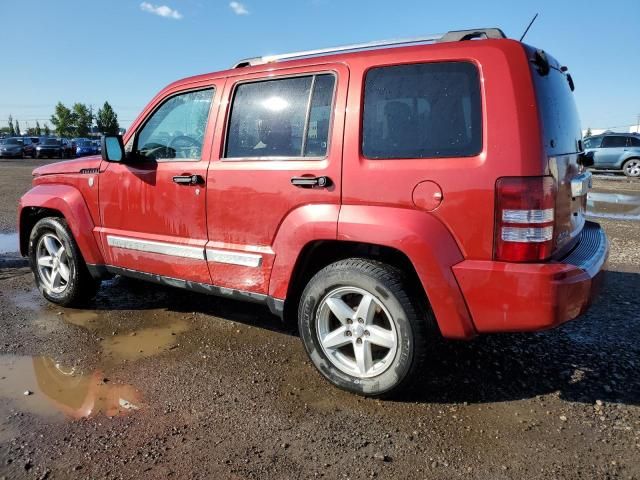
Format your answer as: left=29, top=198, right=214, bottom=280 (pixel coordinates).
left=98, top=84, right=220, bottom=284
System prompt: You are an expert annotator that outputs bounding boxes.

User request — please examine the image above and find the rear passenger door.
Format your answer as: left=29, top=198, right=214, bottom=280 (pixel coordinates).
left=205, top=64, right=348, bottom=295
left=597, top=136, right=627, bottom=167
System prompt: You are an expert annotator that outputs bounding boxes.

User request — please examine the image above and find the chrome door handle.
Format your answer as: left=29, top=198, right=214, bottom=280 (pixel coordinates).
left=291, top=176, right=331, bottom=188
left=173, top=174, right=203, bottom=185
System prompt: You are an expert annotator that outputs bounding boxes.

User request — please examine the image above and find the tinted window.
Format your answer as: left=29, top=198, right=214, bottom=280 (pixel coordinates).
left=583, top=137, right=603, bottom=149
left=531, top=63, right=582, bottom=155
left=304, top=75, right=335, bottom=157
left=628, top=136, right=640, bottom=147
left=225, top=74, right=335, bottom=158
left=137, top=88, right=214, bottom=161
left=362, top=62, right=481, bottom=159
left=601, top=136, right=627, bottom=148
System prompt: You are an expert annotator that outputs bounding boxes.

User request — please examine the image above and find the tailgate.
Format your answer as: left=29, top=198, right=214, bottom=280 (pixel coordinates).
left=527, top=45, right=586, bottom=255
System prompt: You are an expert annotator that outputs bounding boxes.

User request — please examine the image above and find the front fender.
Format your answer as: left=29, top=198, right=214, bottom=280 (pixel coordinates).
left=338, top=205, right=475, bottom=339
left=19, top=184, right=105, bottom=265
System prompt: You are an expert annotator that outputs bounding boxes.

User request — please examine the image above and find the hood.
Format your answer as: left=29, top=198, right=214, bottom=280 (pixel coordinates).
left=33, top=156, right=102, bottom=176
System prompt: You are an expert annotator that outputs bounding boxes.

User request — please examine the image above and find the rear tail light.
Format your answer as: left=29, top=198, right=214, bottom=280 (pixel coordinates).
left=494, top=176, right=556, bottom=262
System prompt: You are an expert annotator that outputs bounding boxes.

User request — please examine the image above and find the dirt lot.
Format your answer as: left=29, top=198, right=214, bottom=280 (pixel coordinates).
left=0, top=158, right=639, bottom=479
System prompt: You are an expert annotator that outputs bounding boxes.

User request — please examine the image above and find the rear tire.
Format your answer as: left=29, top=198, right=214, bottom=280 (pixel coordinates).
left=622, top=158, right=640, bottom=177
left=298, top=258, right=432, bottom=397
left=28, top=217, right=98, bottom=307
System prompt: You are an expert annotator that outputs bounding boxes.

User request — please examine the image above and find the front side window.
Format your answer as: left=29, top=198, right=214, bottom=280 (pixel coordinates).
left=225, top=74, right=335, bottom=159
left=584, top=136, right=603, bottom=149
left=137, top=88, right=214, bottom=161
left=362, top=62, right=482, bottom=159
left=601, top=136, right=627, bottom=148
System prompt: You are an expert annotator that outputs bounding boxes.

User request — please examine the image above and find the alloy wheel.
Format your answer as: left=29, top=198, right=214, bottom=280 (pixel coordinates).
left=36, top=233, right=71, bottom=294
left=315, top=286, right=398, bottom=378
left=624, top=159, right=640, bottom=177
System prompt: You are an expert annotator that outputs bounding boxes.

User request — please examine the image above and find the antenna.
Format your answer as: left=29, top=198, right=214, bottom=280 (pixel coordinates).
left=519, top=13, right=539, bottom=42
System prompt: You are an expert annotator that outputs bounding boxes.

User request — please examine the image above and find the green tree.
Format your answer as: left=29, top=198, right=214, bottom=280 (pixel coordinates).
left=72, top=103, right=93, bottom=137
left=8, top=115, right=15, bottom=137
left=96, top=102, right=119, bottom=135
left=585, top=127, right=592, bottom=138
left=44, top=123, right=51, bottom=136
left=14, top=120, right=21, bottom=137
left=35, top=121, right=42, bottom=136
left=50, top=102, right=76, bottom=137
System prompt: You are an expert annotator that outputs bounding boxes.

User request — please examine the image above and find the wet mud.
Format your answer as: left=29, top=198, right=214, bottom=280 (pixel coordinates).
left=0, top=163, right=638, bottom=479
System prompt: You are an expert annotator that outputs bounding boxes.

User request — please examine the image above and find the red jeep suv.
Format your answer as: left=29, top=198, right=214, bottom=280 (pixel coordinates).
left=18, top=28, right=608, bottom=396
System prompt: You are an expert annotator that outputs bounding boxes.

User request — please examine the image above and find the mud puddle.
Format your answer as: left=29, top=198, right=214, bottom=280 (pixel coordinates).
left=0, top=355, right=140, bottom=421
left=587, top=191, right=640, bottom=220
left=3, top=290, right=193, bottom=421
left=60, top=309, right=190, bottom=362
left=0, top=232, right=18, bottom=254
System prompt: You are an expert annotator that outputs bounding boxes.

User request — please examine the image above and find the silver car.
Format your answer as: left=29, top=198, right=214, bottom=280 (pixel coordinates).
left=584, top=133, right=640, bottom=177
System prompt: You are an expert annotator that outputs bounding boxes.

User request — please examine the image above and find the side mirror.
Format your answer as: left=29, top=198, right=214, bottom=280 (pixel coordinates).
left=101, top=135, right=125, bottom=162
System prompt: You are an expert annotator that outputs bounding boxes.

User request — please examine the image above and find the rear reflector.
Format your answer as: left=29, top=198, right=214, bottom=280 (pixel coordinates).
left=494, top=176, right=556, bottom=262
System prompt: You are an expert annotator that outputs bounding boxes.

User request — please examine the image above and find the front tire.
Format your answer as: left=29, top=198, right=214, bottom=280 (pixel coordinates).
left=622, top=158, right=640, bottom=177
left=298, top=258, right=432, bottom=397
left=28, top=217, right=98, bottom=307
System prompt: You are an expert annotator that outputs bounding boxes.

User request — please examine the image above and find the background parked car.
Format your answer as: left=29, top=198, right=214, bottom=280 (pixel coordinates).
left=75, top=139, right=99, bottom=156
left=584, top=133, right=640, bottom=177
left=0, top=137, right=35, bottom=158
left=35, top=138, right=71, bottom=159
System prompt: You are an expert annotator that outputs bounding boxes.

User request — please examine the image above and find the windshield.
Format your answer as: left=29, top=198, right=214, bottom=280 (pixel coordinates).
left=5, top=138, right=22, bottom=145
left=43, top=139, right=61, bottom=146
left=78, top=140, right=92, bottom=146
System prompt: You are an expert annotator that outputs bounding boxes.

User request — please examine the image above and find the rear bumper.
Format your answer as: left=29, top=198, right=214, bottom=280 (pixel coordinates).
left=453, top=221, right=608, bottom=333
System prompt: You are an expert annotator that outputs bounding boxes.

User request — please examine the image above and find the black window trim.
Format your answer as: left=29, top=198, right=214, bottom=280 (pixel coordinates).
left=360, top=59, right=484, bottom=161
left=222, top=70, right=338, bottom=162
left=131, top=85, right=217, bottom=164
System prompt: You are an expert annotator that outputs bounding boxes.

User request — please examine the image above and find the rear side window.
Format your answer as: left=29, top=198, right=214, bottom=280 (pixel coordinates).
left=627, top=136, right=640, bottom=147
left=225, top=73, right=335, bottom=159
left=601, top=136, right=627, bottom=148
left=362, top=62, right=482, bottom=159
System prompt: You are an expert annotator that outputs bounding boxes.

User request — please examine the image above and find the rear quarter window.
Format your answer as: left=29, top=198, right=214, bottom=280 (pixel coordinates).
left=362, top=62, right=482, bottom=159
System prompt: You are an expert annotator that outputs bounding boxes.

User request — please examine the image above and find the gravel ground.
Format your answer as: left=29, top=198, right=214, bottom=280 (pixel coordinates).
left=0, top=159, right=638, bottom=479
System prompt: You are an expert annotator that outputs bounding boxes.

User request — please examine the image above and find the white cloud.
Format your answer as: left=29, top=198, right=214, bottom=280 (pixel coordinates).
left=229, top=1, right=249, bottom=15
left=140, top=2, right=183, bottom=20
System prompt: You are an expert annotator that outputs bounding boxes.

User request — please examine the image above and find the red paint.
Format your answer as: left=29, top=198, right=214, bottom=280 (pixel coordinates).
left=412, top=181, right=443, bottom=211
left=18, top=38, right=607, bottom=339
left=453, top=260, right=605, bottom=332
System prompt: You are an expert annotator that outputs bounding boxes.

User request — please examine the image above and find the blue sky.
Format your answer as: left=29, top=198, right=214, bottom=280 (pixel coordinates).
left=1, top=0, right=639, bottom=131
